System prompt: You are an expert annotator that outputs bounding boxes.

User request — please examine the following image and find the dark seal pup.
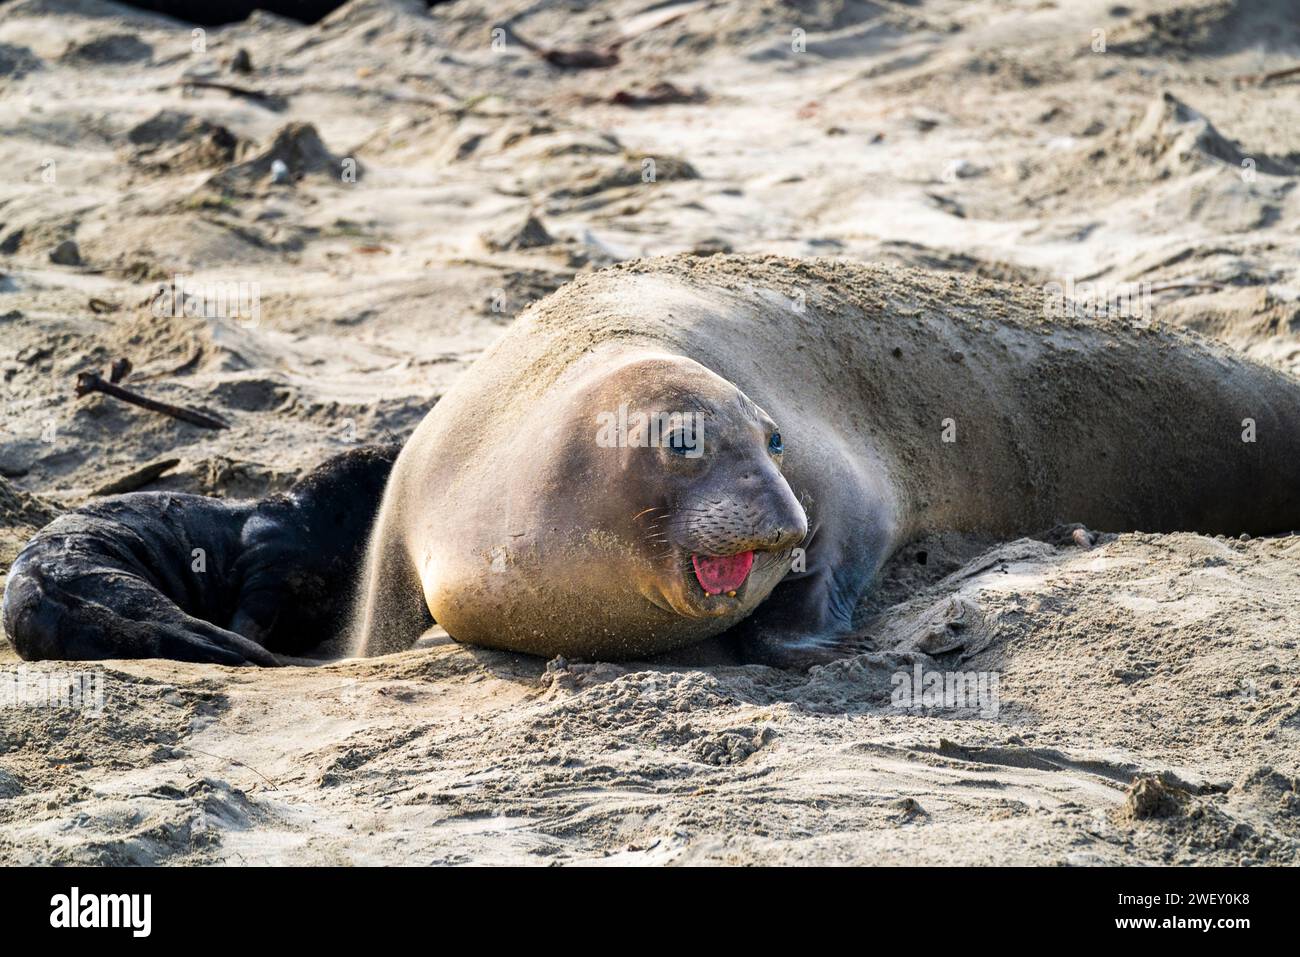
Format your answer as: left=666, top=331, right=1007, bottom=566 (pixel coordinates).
left=3, top=445, right=397, bottom=665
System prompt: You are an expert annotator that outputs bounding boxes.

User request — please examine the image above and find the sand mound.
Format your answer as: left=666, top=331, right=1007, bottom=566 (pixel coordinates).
left=282, top=0, right=437, bottom=67
left=1154, top=286, right=1300, bottom=369
left=356, top=111, right=694, bottom=211
left=0, top=476, right=58, bottom=529
left=972, top=90, right=1297, bottom=231
left=104, top=310, right=224, bottom=376
left=126, top=111, right=245, bottom=176
left=1131, top=92, right=1293, bottom=177
left=60, top=33, right=152, bottom=65
left=0, top=476, right=59, bottom=568
left=206, top=122, right=357, bottom=192
left=444, top=0, right=902, bottom=62
left=1108, top=0, right=1300, bottom=58
left=356, top=112, right=571, bottom=170
left=1159, top=285, right=1300, bottom=339
left=76, top=211, right=294, bottom=276
left=320, top=0, right=427, bottom=27
left=482, top=212, right=554, bottom=252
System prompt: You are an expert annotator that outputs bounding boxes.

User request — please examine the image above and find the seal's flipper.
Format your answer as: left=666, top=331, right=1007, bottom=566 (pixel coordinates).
left=3, top=555, right=280, bottom=666
left=730, top=563, right=870, bottom=669
left=730, top=447, right=896, bottom=669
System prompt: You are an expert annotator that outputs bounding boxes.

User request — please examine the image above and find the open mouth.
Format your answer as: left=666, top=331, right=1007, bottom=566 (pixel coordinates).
left=691, top=550, right=755, bottom=597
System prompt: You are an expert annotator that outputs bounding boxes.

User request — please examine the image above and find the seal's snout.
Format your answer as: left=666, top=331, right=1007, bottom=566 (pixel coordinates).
left=763, top=509, right=808, bottom=551
left=676, top=482, right=808, bottom=604
left=762, top=482, right=809, bottom=552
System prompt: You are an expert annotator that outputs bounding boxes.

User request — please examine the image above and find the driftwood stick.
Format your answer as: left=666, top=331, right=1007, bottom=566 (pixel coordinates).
left=495, top=3, right=696, bottom=70
left=177, top=78, right=272, bottom=99
left=75, top=372, right=229, bottom=430
left=1148, top=280, right=1224, bottom=294
left=91, top=458, right=180, bottom=496
left=172, top=79, right=287, bottom=110
left=1237, top=63, right=1300, bottom=85
left=503, top=24, right=622, bottom=70
left=1259, top=64, right=1300, bottom=84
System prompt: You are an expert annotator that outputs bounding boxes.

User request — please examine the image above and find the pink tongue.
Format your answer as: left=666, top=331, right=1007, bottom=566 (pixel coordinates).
left=691, top=551, right=755, bottom=596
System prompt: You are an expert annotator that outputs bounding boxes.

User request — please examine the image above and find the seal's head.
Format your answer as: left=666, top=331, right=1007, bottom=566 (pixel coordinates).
left=422, top=351, right=808, bottom=656
left=574, top=354, right=807, bottom=624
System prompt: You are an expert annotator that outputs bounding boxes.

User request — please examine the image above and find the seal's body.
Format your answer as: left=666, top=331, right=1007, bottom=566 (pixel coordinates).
left=357, top=256, right=1300, bottom=664
left=3, top=446, right=397, bottom=665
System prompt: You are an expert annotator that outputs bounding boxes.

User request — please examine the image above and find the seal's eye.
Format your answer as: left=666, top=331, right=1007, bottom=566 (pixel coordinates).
left=768, top=431, right=784, bottom=455
left=666, top=431, right=694, bottom=456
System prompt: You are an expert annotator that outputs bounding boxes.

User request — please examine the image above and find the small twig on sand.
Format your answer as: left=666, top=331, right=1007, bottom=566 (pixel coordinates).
left=1148, top=280, right=1224, bottom=294
left=91, top=458, right=180, bottom=496
left=133, top=348, right=204, bottom=382
left=75, top=372, right=229, bottom=430
left=182, top=747, right=280, bottom=791
left=1238, top=63, right=1300, bottom=85
left=176, top=78, right=270, bottom=99
left=495, top=5, right=697, bottom=73
left=501, top=23, right=623, bottom=70
left=172, top=79, right=287, bottom=109
left=611, top=81, right=708, bottom=107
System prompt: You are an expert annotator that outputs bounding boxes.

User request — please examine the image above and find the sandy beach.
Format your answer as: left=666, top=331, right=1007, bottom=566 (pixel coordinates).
left=1, top=0, right=1298, bottom=865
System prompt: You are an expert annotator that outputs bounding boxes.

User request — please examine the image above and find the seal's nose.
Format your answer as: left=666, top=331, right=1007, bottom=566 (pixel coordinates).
left=765, top=516, right=807, bottom=550
left=732, top=458, right=807, bottom=552
left=764, top=487, right=808, bottom=550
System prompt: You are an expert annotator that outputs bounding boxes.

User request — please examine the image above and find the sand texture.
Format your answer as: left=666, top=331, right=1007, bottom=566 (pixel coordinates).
left=1, top=0, right=1298, bottom=864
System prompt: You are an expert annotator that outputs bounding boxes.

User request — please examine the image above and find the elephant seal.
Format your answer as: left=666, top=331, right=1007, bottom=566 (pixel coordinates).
left=356, top=254, right=1300, bottom=665
left=3, top=445, right=398, bottom=665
